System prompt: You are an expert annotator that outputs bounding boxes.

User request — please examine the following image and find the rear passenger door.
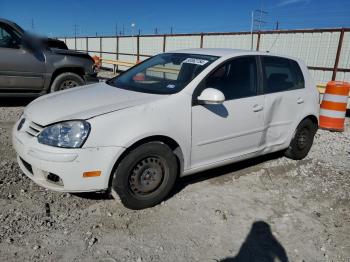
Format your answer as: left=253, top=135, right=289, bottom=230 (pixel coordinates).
left=260, top=56, right=305, bottom=148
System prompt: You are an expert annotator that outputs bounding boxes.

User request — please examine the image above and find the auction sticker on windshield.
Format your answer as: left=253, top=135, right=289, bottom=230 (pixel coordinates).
left=183, top=58, right=209, bottom=66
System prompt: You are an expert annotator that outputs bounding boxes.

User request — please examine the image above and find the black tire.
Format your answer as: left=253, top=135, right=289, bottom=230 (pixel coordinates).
left=50, top=72, right=85, bottom=92
left=112, top=142, right=178, bottom=210
left=285, top=118, right=318, bottom=160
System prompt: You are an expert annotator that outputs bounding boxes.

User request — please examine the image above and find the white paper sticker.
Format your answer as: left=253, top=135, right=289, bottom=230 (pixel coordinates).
left=183, top=58, right=209, bottom=66
left=166, top=84, right=176, bottom=89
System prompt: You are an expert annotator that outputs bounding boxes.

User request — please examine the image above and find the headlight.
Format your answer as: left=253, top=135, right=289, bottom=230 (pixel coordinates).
left=38, top=121, right=90, bottom=148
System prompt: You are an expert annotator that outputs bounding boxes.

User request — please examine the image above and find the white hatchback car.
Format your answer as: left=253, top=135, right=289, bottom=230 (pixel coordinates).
left=13, top=49, right=319, bottom=209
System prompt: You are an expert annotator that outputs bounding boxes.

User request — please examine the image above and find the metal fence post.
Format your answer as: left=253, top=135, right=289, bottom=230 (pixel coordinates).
left=86, top=37, right=88, bottom=53
left=99, top=37, right=102, bottom=59
left=256, top=31, right=261, bottom=51
left=332, top=28, right=345, bottom=81
left=200, top=33, right=204, bottom=48
left=137, top=35, right=140, bottom=62
left=116, top=36, right=119, bottom=73
left=163, top=34, right=166, bottom=52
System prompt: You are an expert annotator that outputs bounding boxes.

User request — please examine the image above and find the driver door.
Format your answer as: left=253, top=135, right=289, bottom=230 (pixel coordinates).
left=0, top=22, right=46, bottom=91
left=191, top=56, right=265, bottom=169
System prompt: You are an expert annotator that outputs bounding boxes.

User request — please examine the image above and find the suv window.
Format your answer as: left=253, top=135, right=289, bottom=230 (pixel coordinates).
left=204, top=56, right=258, bottom=100
left=262, top=56, right=304, bottom=94
left=0, top=24, right=18, bottom=48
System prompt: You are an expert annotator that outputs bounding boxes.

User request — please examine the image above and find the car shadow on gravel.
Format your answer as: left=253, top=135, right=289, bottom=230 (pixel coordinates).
left=220, top=221, right=288, bottom=262
left=169, top=151, right=285, bottom=200
left=0, top=97, right=36, bottom=107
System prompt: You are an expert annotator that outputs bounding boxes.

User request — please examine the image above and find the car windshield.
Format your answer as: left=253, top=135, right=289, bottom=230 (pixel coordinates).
left=107, top=53, right=219, bottom=94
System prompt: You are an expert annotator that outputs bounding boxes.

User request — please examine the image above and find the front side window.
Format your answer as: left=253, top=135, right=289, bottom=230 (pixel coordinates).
left=262, top=56, right=304, bottom=94
left=107, top=53, right=218, bottom=94
left=0, top=24, right=18, bottom=49
left=202, top=56, right=258, bottom=101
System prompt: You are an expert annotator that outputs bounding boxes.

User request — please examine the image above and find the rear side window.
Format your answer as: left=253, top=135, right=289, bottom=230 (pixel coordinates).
left=262, top=56, right=305, bottom=94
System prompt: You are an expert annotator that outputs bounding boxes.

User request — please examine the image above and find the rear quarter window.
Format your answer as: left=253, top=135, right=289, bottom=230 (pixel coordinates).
left=262, top=56, right=305, bottom=94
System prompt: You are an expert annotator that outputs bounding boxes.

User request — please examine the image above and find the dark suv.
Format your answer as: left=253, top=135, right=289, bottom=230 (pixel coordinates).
left=0, top=19, right=98, bottom=96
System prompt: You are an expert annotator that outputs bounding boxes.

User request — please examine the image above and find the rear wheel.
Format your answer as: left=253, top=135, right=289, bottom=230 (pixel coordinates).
left=285, top=118, right=318, bottom=160
left=112, top=142, right=178, bottom=210
left=50, top=72, right=85, bottom=92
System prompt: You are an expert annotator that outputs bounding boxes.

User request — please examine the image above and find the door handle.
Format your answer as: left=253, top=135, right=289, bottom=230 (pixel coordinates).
left=253, top=104, right=264, bottom=112
left=297, top=98, right=304, bottom=104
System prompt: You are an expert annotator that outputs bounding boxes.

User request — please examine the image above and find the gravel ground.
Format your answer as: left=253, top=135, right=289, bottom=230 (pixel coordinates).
left=0, top=98, right=349, bottom=262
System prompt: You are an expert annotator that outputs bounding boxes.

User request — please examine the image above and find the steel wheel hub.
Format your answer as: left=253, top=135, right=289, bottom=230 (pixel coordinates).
left=129, top=157, right=164, bottom=195
left=60, top=80, right=78, bottom=90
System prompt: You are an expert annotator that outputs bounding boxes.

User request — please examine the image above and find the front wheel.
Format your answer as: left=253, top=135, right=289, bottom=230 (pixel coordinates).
left=50, top=72, right=85, bottom=92
left=285, top=118, right=318, bottom=160
left=112, top=142, right=178, bottom=210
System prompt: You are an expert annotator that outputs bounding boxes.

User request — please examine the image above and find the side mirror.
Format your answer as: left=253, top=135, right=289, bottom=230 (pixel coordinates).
left=197, top=88, right=225, bottom=105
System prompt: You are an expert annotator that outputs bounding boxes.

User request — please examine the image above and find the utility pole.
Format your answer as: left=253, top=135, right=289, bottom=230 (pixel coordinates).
left=154, top=28, right=158, bottom=35
left=74, top=24, right=77, bottom=37
left=170, top=27, right=173, bottom=34
left=115, top=23, right=118, bottom=36
left=31, top=18, right=35, bottom=32
left=122, top=24, right=125, bottom=35
left=275, top=21, right=279, bottom=30
left=250, top=5, right=268, bottom=50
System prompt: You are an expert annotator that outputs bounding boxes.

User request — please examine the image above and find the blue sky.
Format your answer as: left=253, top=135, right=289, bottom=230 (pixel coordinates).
left=0, top=0, right=349, bottom=37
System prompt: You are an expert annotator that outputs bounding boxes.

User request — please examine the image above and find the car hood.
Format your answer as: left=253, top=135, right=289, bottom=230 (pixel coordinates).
left=25, top=82, right=167, bottom=126
left=50, top=49, right=93, bottom=61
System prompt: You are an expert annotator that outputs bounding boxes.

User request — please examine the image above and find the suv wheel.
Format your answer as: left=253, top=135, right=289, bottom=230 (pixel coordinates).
left=285, top=118, right=318, bottom=160
left=50, top=72, right=85, bottom=92
left=112, top=142, right=178, bottom=210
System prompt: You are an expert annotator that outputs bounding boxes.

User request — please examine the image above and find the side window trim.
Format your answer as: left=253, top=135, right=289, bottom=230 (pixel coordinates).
left=192, top=55, right=260, bottom=106
left=261, top=55, right=305, bottom=94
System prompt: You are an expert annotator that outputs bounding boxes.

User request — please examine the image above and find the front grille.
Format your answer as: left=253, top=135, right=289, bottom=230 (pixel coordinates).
left=25, top=121, right=44, bottom=137
left=20, top=157, right=33, bottom=175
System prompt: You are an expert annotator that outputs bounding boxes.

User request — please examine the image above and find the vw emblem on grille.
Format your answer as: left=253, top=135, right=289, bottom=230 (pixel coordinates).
left=17, top=118, right=26, bottom=131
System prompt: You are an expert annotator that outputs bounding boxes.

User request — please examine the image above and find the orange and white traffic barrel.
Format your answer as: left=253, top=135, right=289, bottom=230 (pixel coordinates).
left=319, top=81, right=350, bottom=132
left=92, top=55, right=101, bottom=69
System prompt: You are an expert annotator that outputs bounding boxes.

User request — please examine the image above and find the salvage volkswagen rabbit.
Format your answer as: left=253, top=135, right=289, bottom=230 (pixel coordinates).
left=13, top=49, right=319, bottom=209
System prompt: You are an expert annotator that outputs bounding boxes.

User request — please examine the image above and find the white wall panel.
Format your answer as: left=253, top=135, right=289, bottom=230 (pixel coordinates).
left=76, top=37, right=86, bottom=51
left=338, top=32, right=350, bottom=69
left=118, top=54, right=137, bottom=70
left=309, top=69, right=333, bottom=84
left=203, top=34, right=256, bottom=50
left=119, top=37, right=137, bottom=54
left=88, top=51, right=100, bottom=58
left=102, top=37, right=117, bottom=53
left=140, top=36, right=163, bottom=55
left=335, top=71, right=350, bottom=82
left=139, top=55, right=151, bottom=62
left=88, top=38, right=100, bottom=52
left=65, top=38, right=75, bottom=49
left=259, top=32, right=340, bottom=67
left=165, top=36, right=201, bottom=51
left=101, top=53, right=117, bottom=69
left=57, top=38, right=65, bottom=42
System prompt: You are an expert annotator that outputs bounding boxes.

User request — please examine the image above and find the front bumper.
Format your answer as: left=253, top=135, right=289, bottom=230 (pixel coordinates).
left=12, top=119, right=124, bottom=192
left=83, top=73, right=99, bottom=85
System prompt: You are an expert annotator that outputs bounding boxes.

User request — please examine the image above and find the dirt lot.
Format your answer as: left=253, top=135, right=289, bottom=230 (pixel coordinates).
left=0, top=98, right=349, bottom=262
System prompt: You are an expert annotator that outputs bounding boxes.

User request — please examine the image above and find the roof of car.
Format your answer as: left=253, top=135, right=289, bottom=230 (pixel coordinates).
left=169, top=48, right=302, bottom=64
left=169, top=48, right=261, bottom=57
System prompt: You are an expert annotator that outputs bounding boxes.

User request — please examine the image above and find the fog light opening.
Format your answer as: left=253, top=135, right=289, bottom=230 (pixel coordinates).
left=47, top=173, right=63, bottom=186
